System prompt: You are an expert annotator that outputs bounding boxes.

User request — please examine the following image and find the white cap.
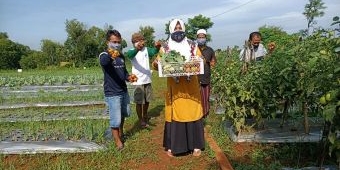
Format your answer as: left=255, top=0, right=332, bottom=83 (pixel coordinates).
left=196, top=29, right=207, bottom=35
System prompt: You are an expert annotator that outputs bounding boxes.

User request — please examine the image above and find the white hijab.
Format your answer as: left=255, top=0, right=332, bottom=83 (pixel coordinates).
left=167, top=19, right=192, bottom=61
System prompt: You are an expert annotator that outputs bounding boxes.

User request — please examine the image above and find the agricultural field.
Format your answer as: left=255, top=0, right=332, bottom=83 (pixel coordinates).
left=0, top=66, right=222, bottom=170
left=1, top=30, right=340, bottom=169
left=0, top=59, right=338, bottom=170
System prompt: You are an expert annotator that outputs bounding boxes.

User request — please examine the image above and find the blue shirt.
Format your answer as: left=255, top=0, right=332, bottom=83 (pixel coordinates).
left=99, top=51, right=129, bottom=97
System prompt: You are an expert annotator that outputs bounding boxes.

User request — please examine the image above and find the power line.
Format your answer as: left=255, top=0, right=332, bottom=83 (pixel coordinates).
left=210, top=0, right=258, bottom=19
left=154, top=0, right=258, bottom=38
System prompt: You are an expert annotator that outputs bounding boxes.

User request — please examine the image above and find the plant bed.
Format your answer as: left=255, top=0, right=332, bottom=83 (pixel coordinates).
left=0, top=141, right=105, bottom=154
left=0, top=101, right=105, bottom=110
left=0, top=105, right=107, bottom=122
left=224, top=117, right=324, bottom=143
left=0, top=119, right=109, bottom=143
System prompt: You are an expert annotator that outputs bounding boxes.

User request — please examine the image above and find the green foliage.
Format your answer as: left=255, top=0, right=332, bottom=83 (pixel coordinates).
left=164, top=14, right=214, bottom=41
left=303, top=0, right=327, bottom=34
left=0, top=32, right=8, bottom=39
left=138, top=26, right=156, bottom=48
left=41, top=39, right=66, bottom=66
left=0, top=67, right=103, bottom=87
left=19, top=52, right=39, bottom=69
left=212, top=26, right=340, bottom=165
left=332, top=16, right=340, bottom=36
left=81, top=57, right=101, bottom=68
left=64, top=19, right=103, bottom=66
left=259, top=25, right=299, bottom=50
left=186, top=14, right=214, bottom=41
left=0, top=35, right=30, bottom=69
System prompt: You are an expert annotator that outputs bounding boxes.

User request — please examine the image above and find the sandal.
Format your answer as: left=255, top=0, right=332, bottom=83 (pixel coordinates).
left=166, top=149, right=174, bottom=157
left=192, top=149, right=201, bottom=157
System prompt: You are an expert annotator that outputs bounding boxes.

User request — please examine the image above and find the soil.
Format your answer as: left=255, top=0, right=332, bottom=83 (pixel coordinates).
left=121, top=115, right=222, bottom=170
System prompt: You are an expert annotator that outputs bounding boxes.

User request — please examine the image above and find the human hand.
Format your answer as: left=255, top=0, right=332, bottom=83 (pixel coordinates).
left=154, top=41, right=162, bottom=49
left=268, top=42, right=276, bottom=52
left=108, top=48, right=120, bottom=58
left=128, top=74, right=138, bottom=83
left=152, top=58, right=159, bottom=69
left=210, top=60, right=216, bottom=68
left=134, top=40, right=145, bottom=51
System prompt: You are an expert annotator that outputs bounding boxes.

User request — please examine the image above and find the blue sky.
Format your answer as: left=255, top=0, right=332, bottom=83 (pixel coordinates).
left=0, top=0, right=339, bottom=51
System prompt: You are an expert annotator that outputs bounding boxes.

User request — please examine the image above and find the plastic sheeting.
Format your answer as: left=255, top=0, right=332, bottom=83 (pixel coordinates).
left=0, top=101, right=105, bottom=110
left=0, top=141, right=105, bottom=154
left=224, top=117, right=324, bottom=143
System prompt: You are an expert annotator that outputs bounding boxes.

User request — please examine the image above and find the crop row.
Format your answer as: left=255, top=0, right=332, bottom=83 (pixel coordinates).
left=0, top=75, right=103, bottom=87
left=0, top=119, right=109, bottom=143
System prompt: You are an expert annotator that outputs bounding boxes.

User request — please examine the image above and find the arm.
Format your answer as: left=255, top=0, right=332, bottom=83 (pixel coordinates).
left=239, top=49, right=245, bottom=61
left=148, top=41, right=161, bottom=58
left=121, top=56, right=135, bottom=82
left=210, top=50, right=217, bottom=68
left=151, top=48, right=164, bottom=71
left=267, top=42, right=276, bottom=55
left=99, top=52, right=111, bottom=66
left=126, top=48, right=138, bottom=60
left=147, top=47, right=160, bottom=58
left=124, top=66, right=130, bottom=81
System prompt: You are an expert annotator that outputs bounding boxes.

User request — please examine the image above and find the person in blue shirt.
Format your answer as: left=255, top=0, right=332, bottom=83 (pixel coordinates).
left=99, top=29, right=135, bottom=151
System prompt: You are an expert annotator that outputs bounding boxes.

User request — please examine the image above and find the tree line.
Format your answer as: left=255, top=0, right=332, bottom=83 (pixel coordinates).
left=0, top=0, right=334, bottom=70
left=0, top=15, right=213, bottom=70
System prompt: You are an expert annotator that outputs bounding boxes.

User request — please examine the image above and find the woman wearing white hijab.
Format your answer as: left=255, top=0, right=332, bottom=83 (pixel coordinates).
left=152, top=19, right=205, bottom=157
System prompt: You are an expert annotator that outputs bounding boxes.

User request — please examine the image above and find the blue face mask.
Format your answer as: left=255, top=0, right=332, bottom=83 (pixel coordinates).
left=170, top=31, right=185, bottom=42
left=108, top=42, right=121, bottom=50
left=197, top=38, right=206, bottom=45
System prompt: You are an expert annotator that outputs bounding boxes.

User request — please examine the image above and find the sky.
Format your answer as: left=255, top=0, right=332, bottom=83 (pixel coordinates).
left=0, top=0, right=339, bottom=51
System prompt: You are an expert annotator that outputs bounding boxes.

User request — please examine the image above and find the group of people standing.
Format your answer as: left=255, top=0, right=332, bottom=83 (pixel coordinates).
left=99, top=18, right=216, bottom=157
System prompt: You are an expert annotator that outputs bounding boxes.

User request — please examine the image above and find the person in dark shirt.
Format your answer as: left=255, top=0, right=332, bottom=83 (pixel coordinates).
left=196, top=29, right=216, bottom=118
left=99, top=29, right=135, bottom=151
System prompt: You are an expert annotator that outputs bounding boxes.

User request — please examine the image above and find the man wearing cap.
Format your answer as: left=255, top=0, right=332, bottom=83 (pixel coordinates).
left=196, top=29, right=216, bottom=118
left=126, top=33, right=161, bottom=128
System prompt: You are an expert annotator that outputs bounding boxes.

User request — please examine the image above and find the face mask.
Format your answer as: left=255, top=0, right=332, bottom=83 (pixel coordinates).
left=197, top=38, right=206, bottom=45
left=108, top=42, right=121, bottom=50
left=170, top=31, right=185, bottom=42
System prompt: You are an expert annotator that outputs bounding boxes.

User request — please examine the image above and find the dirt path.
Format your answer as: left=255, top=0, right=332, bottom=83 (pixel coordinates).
left=122, top=113, right=233, bottom=170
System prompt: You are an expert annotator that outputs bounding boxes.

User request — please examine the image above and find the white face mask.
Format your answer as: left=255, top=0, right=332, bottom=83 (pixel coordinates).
left=197, top=38, right=206, bottom=45
left=108, top=42, right=121, bottom=50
